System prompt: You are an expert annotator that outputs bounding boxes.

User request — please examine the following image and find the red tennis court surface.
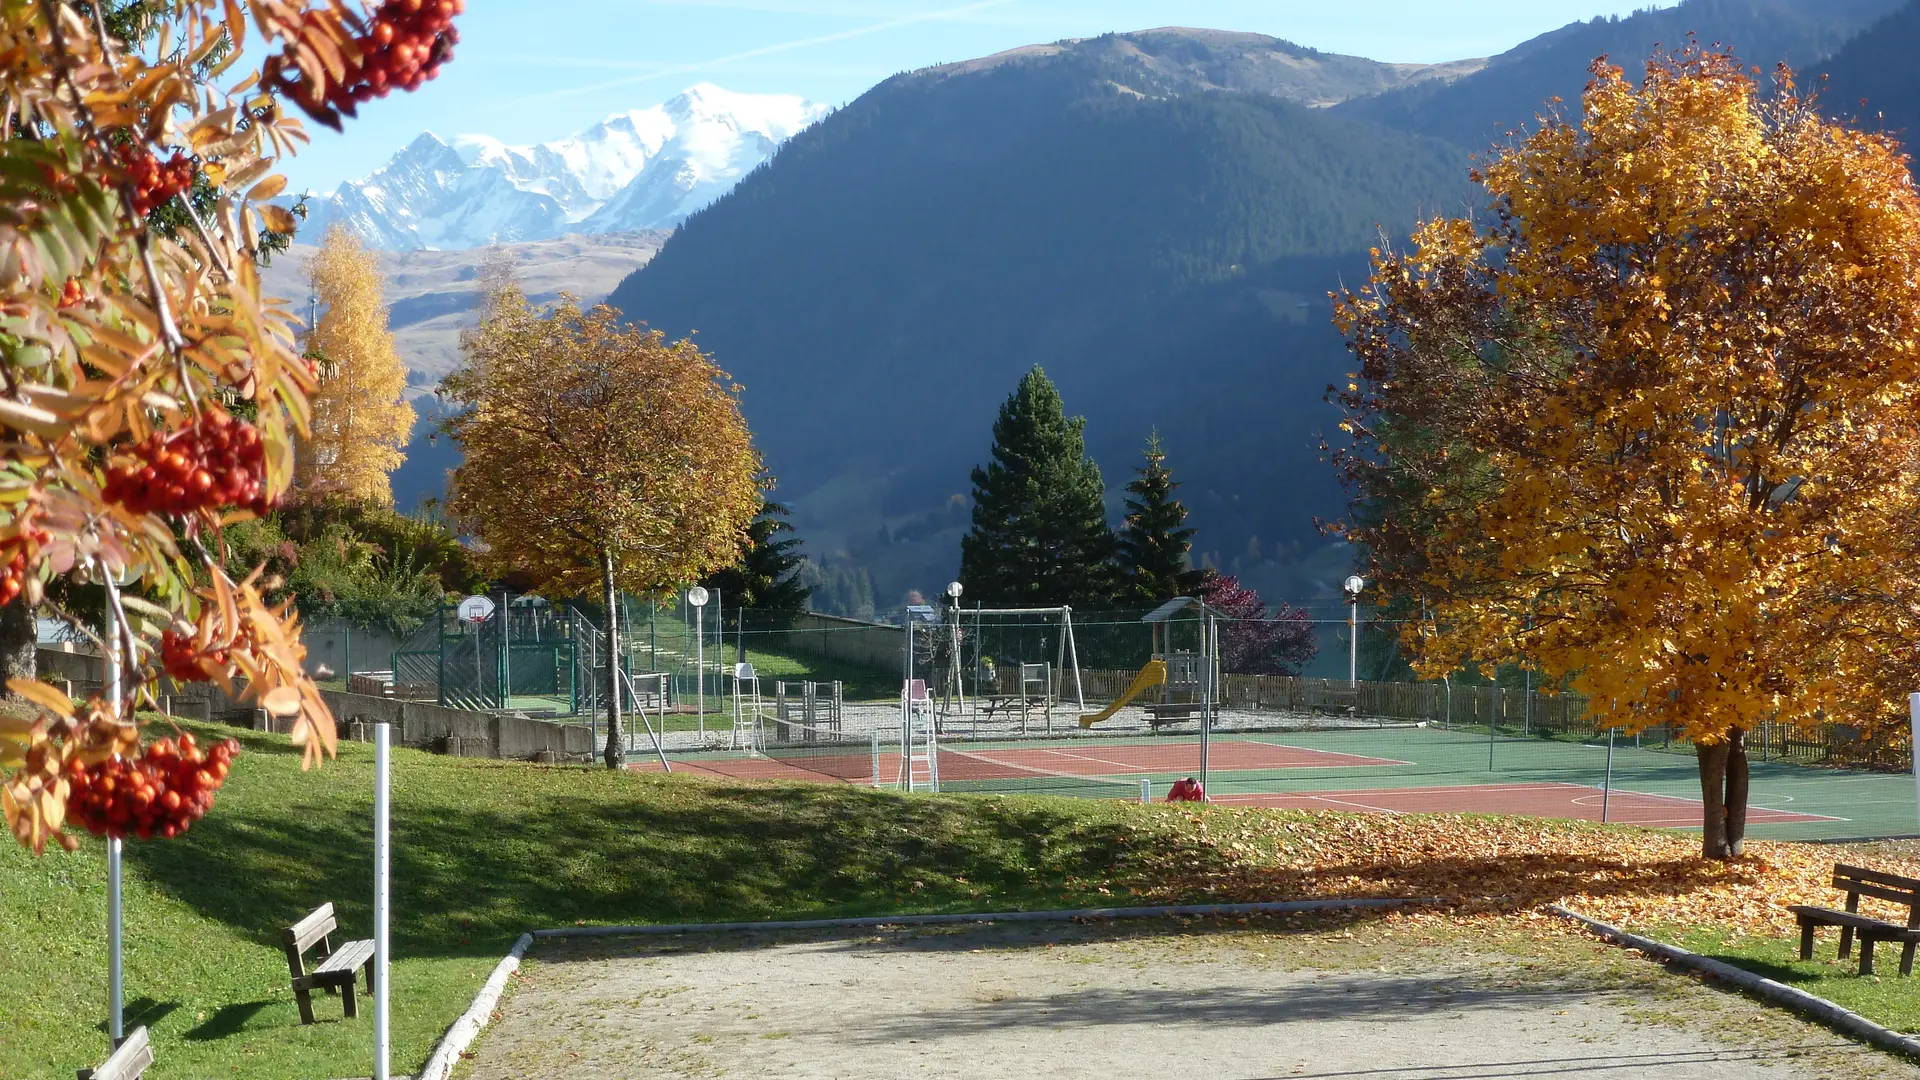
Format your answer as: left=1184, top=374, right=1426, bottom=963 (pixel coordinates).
left=1210, top=782, right=1841, bottom=828
left=627, top=739, right=1405, bottom=783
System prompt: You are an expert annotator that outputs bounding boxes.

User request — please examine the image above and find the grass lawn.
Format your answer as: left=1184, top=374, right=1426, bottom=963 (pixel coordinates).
left=0, top=718, right=1168, bottom=1080
left=1660, top=926, right=1920, bottom=1034
left=10, top=715, right=1920, bottom=1079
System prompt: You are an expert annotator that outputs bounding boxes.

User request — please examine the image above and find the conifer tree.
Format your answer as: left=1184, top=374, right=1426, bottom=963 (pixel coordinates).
left=703, top=499, right=813, bottom=612
left=301, top=224, right=415, bottom=505
left=959, top=366, right=1115, bottom=606
left=1115, top=430, right=1206, bottom=605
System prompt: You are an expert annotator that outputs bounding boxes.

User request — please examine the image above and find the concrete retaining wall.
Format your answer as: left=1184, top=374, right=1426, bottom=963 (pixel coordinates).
left=318, top=690, right=596, bottom=762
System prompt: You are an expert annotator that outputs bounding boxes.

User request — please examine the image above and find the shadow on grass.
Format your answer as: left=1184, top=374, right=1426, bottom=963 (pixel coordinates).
left=95, top=997, right=178, bottom=1034
left=123, top=737, right=1794, bottom=964
left=182, top=1000, right=274, bottom=1041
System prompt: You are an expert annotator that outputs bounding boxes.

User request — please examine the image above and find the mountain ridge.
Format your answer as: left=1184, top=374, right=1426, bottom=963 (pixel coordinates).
left=303, top=84, right=827, bottom=250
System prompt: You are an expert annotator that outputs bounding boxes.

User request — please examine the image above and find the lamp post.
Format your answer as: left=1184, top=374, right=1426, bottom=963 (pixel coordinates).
left=1343, top=575, right=1366, bottom=688
left=947, top=581, right=964, bottom=710
left=687, top=587, right=709, bottom=740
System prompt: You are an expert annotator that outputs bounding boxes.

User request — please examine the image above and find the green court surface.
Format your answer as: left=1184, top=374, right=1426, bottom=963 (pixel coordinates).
left=715, top=723, right=1920, bottom=841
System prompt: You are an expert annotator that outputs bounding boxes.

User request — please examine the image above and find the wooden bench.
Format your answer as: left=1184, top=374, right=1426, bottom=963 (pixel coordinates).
left=1308, top=687, right=1359, bottom=717
left=77, top=1026, right=151, bottom=1080
left=1144, top=703, right=1200, bottom=732
left=1789, top=864, right=1920, bottom=976
left=283, top=903, right=376, bottom=1024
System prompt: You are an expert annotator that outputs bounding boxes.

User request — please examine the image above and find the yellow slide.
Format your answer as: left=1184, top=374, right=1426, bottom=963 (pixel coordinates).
left=1079, top=660, right=1168, bottom=728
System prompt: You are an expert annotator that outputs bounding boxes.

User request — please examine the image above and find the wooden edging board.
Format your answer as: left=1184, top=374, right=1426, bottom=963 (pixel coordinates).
left=411, top=897, right=1432, bottom=1080
left=1549, top=904, right=1920, bottom=1060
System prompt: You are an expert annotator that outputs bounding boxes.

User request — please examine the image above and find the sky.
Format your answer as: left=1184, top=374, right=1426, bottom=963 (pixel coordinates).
left=286, top=0, right=1672, bottom=195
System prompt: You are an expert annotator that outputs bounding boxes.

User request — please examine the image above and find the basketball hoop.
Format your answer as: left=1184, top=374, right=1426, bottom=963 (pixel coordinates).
left=457, top=595, right=495, bottom=626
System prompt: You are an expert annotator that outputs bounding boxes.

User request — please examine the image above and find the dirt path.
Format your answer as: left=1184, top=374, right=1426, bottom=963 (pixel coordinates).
left=462, top=921, right=1919, bottom=1080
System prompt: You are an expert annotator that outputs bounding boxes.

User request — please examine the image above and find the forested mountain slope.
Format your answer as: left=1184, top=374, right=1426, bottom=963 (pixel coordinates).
left=1333, top=0, right=1899, bottom=150
left=607, top=33, right=1471, bottom=605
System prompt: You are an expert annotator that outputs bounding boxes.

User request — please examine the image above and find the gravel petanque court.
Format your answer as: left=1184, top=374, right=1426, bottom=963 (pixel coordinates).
left=462, top=921, right=1920, bottom=1079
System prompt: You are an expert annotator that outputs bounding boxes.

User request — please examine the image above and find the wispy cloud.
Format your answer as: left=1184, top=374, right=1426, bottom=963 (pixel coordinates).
left=524, top=0, right=1019, bottom=102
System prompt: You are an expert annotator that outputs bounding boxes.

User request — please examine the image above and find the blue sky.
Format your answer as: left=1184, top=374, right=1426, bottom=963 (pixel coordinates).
left=286, top=0, right=1670, bottom=195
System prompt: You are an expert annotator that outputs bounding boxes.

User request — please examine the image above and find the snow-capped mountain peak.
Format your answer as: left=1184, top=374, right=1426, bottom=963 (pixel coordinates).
left=306, top=85, right=827, bottom=250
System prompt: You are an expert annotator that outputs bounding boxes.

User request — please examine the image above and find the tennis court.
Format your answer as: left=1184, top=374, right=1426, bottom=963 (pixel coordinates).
left=635, top=720, right=1916, bottom=841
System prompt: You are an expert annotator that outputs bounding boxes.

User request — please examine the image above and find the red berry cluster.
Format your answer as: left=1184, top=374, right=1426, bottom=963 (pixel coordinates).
left=159, top=628, right=232, bottom=685
left=58, top=278, right=85, bottom=309
left=65, top=734, right=239, bottom=841
left=103, top=411, right=272, bottom=517
left=116, top=143, right=194, bottom=216
left=0, top=522, right=48, bottom=607
left=265, top=0, right=461, bottom=121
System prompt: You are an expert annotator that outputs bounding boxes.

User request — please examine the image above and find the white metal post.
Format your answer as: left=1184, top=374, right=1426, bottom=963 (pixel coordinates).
left=1349, top=597, right=1358, bottom=687
left=1140, top=778, right=1152, bottom=804
left=702, top=595, right=710, bottom=737
left=1602, top=726, right=1615, bottom=824
left=374, top=723, right=391, bottom=1080
left=1909, top=694, right=1920, bottom=831
left=106, top=604, right=122, bottom=1048
left=1199, top=610, right=1214, bottom=800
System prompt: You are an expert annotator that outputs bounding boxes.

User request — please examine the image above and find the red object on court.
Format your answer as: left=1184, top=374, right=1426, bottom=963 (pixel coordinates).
left=1166, top=777, right=1205, bottom=802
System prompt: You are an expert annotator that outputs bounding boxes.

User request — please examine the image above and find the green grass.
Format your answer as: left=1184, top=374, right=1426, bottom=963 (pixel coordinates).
left=1660, top=927, right=1920, bottom=1033
left=1, top=717, right=1172, bottom=1080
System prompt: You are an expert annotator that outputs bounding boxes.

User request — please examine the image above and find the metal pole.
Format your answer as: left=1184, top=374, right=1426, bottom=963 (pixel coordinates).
left=1348, top=598, right=1358, bottom=687
left=1602, top=726, right=1616, bottom=824
left=1488, top=685, right=1497, bottom=771
left=695, top=604, right=705, bottom=741
left=871, top=730, right=881, bottom=789
left=1200, top=611, right=1214, bottom=800
left=501, top=590, right=512, bottom=707
left=1140, top=778, right=1152, bottom=804
left=1909, top=694, right=1920, bottom=831
left=1524, top=669, right=1531, bottom=736
left=373, top=723, right=391, bottom=1080
left=106, top=600, right=122, bottom=1049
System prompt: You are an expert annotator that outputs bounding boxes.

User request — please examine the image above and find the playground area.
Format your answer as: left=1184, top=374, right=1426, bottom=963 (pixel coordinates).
left=464, top=921, right=1911, bottom=1080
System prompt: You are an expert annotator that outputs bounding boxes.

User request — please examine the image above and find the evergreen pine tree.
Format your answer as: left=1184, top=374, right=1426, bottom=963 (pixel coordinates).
left=959, top=366, right=1115, bottom=605
left=1115, top=430, right=1205, bottom=605
left=702, top=500, right=813, bottom=611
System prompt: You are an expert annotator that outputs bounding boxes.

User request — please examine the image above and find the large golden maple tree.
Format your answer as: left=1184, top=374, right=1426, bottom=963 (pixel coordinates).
left=1335, top=48, right=1920, bottom=859
left=443, top=282, right=761, bottom=768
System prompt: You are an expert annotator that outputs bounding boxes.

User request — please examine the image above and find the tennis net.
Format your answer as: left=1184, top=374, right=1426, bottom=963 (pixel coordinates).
left=760, top=720, right=878, bottom=785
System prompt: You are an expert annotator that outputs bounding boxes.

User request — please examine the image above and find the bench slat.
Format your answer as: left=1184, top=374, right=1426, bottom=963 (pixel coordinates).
left=1838, top=880, right=1920, bottom=909
left=314, top=939, right=375, bottom=976
left=1791, top=905, right=1905, bottom=931
left=81, top=1026, right=152, bottom=1080
left=286, top=903, right=338, bottom=954
left=1835, top=863, right=1920, bottom=892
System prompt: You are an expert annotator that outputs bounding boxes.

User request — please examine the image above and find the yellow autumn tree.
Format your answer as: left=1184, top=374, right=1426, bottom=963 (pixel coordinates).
left=444, top=281, right=761, bottom=768
left=301, top=224, right=415, bottom=504
left=1333, top=47, right=1920, bottom=859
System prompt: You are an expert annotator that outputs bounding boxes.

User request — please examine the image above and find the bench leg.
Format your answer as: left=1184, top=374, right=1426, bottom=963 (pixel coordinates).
left=1904, top=942, right=1917, bottom=977
left=342, top=978, right=358, bottom=1019
left=1860, top=937, right=1877, bottom=977
left=1799, top=921, right=1816, bottom=961
left=294, top=986, right=316, bottom=1026
left=1841, top=925, right=1855, bottom=959
left=364, top=958, right=377, bottom=997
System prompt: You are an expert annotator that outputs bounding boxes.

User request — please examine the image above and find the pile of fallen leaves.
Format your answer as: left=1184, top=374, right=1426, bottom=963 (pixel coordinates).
left=1100, top=808, right=1920, bottom=935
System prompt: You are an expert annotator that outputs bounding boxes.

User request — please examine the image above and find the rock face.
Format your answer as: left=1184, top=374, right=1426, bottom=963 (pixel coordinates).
left=303, top=84, right=827, bottom=250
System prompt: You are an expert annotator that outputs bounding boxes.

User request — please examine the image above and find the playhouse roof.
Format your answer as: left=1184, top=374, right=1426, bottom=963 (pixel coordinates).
left=1142, top=597, right=1204, bottom=623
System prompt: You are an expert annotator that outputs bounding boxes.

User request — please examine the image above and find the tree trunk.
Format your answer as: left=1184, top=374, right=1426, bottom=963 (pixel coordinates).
left=0, top=596, right=34, bottom=689
left=1725, top=728, right=1749, bottom=857
left=601, top=550, right=624, bottom=770
left=1696, top=730, right=1751, bottom=859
